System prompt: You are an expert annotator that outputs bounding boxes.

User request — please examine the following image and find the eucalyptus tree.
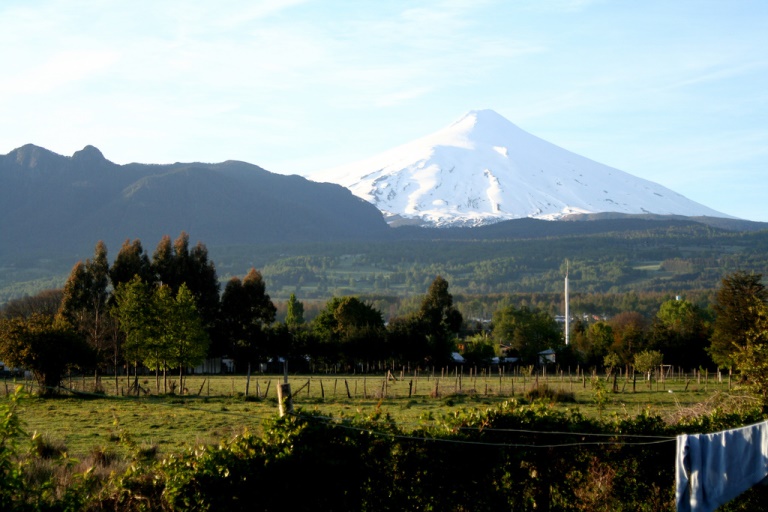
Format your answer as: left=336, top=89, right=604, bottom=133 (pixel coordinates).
left=220, top=269, right=276, bottom=391
left=152, top=232, right=221, bottom=353
left=58, top=241, right=113, bottom=383
left=109, top=239, right=154, bottom=289
left=417, top=276, right=463, bottom=365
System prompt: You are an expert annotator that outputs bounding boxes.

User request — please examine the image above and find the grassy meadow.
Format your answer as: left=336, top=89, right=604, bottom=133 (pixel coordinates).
left=3, top=366, right=742, bottom=459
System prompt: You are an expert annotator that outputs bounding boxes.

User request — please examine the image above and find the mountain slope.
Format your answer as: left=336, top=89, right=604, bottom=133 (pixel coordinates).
left=311, top=110, right=733, bottom=227
left=0, top=145, right=388, bottom=258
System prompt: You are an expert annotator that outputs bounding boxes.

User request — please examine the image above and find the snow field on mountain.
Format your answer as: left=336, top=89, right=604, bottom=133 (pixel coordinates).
left=312, top=110, right=731, bottom=227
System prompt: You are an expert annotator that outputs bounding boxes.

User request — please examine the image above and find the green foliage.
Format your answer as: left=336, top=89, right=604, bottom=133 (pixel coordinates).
left=524, top=385, right=576, bottom=403
left=162, top=284, right=210, bottom=385
left=312, top=296, right=386, bottom=364
left=633, top=350, right=664, bottom=375
left=152, top=232, right=221, bottom=337
left=3, top=378, right=768, bottom=510
left=0, top=389, right=95, bottom=510
left=573, top=321, right=614, bottom=367
left=0, top=314, right=93, bottom=395
left=220, top=268, right=276, bottom=364
left=385, top=313, right=429, bottom=365
left=101, top=402, right=684, bottom=511
left=731, top=301, right=768, bottom=409
left=112, top=276, right=157, bottom=366
left=492, top=305, right=562, bottom=364
left=0, top=387, right=27, bottom=509
left=113, top=279, right=209, bottom=390
left=418, top=275, right=463, bottom=333
left=460, top=333, right=498, bottom=364
left=608, top=311, right=648, bottom=364
left=648, top=298, right=711, bottom=368
left=709, top=271, right=768, bottom=368
left=58, top=241, right=114, bottom=373
left=417, top=276, right=463, bottom=364
left=8, top=218, right=768, bottom=308
left=285, top=293, right=304, bottom=328
left=109, top=238, right=154, bottom=288
left=591, top=376, right=608, bottom=417
left=603, top=352, right=621, bottom=371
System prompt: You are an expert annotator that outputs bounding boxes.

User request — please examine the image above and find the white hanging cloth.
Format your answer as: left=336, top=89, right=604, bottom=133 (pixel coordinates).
left=676, top=420, right=768, bottom=512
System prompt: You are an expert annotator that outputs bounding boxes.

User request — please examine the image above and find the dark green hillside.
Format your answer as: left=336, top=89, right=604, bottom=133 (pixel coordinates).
left=3, top=215, right=768, bottom=306
left=210, top=219, right=768, bottom=303
left=0, top=145, right=388, bottom=258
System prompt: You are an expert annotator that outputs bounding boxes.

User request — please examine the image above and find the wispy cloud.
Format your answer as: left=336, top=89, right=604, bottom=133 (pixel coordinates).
left=0, top=50, right=118, bottom=95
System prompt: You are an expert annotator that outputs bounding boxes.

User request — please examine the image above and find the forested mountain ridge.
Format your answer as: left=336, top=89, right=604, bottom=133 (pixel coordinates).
left=247, top=221, right=768, bottom=301
left=2, top=144, right=768, bottom=307
left=0, top=144, right=388, bottom=258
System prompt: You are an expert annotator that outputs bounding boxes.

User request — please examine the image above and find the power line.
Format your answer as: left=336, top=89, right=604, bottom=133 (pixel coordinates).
left=293, top=412, right=677, bottom=448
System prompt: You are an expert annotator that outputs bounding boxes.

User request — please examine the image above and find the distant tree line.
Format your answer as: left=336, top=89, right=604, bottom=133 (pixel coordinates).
left=2, top=234, right=768, bottom=408
left=0, top=235, right=463, bottom=395
left=4, top=217, right=768, bottom=306
left=253, top=225, right=768, bottom=299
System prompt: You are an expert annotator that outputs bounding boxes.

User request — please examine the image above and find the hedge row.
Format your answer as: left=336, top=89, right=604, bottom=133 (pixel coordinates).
left=2, top=394, right=767, bottom=511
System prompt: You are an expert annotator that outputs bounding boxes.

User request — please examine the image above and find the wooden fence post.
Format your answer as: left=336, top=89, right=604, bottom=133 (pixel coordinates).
left=277, top=381, right=293, bottom=416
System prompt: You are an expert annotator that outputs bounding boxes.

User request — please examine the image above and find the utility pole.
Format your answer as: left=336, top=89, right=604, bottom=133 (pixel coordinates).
left=564, top=260, right=570, bottom=346
left=277, top=358, right=293, bottom=416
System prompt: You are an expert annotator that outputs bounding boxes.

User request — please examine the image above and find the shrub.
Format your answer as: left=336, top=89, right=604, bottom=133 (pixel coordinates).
left=525, top=384, right=576, bottom=403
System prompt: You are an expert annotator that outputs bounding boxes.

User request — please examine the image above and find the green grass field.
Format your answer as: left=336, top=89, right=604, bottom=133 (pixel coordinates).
left=3, top=369, right=742, bottom=458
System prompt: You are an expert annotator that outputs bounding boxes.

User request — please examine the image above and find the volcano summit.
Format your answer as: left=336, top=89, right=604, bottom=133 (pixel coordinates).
left=312, top=110, right=732, bottom=227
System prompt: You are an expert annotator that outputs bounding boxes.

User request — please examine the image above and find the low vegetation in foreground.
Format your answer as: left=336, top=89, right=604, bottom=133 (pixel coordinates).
left=2, top=372, right=768, bottom=511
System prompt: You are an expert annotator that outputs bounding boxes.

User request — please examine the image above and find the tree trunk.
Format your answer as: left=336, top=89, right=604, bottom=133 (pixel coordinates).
left=245, top=362, right=252, bottom=397
left=134, top=361, right=139, bottom=396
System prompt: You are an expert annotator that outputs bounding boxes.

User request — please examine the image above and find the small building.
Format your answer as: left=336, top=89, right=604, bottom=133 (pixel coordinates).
left=538, top=349, right=556, bottom=365
left=192, top=357, right=235, bottom=374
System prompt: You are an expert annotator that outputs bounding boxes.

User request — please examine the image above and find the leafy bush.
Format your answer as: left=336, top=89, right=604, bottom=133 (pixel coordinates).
left=2, top=389, right=766, bottom=511
left=525, top=384, right=576, bottom=403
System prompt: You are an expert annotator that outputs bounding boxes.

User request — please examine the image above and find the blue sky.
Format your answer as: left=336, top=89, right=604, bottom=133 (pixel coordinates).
left=2, top=0, right=766, bottom=220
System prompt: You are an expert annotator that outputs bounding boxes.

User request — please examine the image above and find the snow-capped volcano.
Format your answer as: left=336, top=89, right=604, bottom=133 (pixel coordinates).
left=311, top=109, right=732, bottom=227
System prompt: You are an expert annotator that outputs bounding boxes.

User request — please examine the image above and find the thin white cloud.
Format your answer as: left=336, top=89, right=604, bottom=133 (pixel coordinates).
left=373, top=87, right=435, bottom=108
left=0, top=50, right=118, bottom=95
left=656, top=60, right=768, bottom=92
